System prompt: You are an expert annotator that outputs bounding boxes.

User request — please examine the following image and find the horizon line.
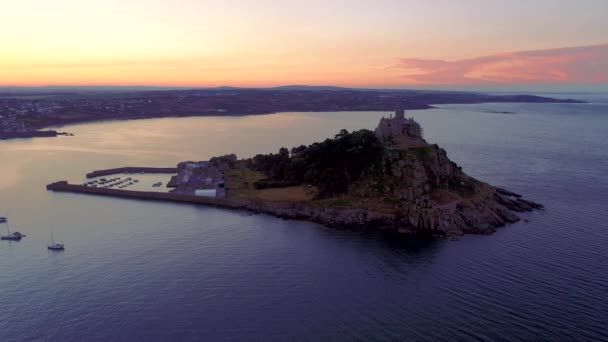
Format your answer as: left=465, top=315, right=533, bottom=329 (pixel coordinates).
left=2, top=83, right=607, bottom=89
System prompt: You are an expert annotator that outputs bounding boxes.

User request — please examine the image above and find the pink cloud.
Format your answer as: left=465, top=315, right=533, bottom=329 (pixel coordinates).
left=397, top=44, right=608, bottom=85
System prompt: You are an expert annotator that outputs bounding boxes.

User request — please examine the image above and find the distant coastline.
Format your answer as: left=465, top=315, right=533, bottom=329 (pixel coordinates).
left=0, top=87, right=584, bottom=141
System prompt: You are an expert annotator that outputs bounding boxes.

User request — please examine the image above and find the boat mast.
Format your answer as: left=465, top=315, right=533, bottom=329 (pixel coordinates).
left=3, top=210, right=10, bottom=234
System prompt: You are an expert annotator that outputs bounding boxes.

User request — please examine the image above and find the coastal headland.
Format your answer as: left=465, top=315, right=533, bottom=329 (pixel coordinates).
left=47, top=111, right=543, bottom=238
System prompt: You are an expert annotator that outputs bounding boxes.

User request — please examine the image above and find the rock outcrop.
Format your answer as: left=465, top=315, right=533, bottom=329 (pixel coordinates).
left=339, top=144, right=543, bottom=236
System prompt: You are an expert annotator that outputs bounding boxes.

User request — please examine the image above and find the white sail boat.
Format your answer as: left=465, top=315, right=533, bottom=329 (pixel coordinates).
left=47, top=231, right=65, bottom=250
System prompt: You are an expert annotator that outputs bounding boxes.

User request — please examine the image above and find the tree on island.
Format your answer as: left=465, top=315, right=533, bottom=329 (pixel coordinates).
left=248, top=129, right=383, bottom=197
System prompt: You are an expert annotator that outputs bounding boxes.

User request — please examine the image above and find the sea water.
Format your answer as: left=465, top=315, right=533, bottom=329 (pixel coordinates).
left=1, top=93, right=607, bottom=341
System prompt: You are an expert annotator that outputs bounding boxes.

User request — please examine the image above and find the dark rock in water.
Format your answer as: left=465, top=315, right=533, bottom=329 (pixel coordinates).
left=496, top=187, right=523, bottom=198
left=495, top=192, right=544, bottom=212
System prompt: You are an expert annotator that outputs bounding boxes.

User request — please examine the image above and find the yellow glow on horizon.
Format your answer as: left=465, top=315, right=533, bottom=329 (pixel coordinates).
left=1, top=0, right=607, bottom=87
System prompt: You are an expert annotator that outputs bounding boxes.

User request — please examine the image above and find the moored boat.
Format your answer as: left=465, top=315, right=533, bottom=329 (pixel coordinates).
left=47, top=231, right=65, bottom=251
left=1, top=232, right=26, bottom=240
left=0, top=218, right=25, bottom=241
left=47, top=242, right=65, bottom=250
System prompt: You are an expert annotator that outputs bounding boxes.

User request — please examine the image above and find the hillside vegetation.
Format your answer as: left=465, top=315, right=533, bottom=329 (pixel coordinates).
left=247, top=129, right=384, bottom=198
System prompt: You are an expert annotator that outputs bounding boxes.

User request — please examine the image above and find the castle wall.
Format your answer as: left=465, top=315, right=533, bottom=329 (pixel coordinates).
left=374, top=111, right=422, bottom=141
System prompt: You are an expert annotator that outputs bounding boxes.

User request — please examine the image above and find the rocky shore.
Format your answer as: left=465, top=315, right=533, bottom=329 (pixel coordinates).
left=241, top=189, right=541, bottom=237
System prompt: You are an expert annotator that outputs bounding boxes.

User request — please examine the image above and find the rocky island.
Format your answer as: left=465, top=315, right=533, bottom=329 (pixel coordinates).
left=47, top=110, right=542, bottom=238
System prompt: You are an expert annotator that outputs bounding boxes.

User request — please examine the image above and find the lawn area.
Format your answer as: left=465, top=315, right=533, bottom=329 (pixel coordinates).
left=225, top=165, right=317, bottom=202
left=255, top=186, right=316, bottom=201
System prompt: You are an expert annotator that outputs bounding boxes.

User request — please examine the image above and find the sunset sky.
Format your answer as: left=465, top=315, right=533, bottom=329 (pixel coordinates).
left=1, top=0, right=607, bottom=88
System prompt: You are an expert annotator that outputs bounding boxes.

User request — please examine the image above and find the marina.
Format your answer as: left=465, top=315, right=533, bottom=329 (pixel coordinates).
left=78, top=172, right=176, bottom=193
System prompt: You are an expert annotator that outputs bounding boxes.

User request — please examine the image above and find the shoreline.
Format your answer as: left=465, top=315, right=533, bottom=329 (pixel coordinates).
left=1, top=89, right=585, bottom=141
left=30, top=99, right=582, bottom=131
left=30, top=105, right=435, bottom=131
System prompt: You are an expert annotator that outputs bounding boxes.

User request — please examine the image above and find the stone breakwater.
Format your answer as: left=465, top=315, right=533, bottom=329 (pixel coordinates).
left=86, top=167, right=178, bottom=178
left=46, top=180, right=542, bottom=238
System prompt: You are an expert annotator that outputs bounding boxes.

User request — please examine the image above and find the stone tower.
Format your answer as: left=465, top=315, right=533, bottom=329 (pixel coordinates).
left=395, top=109, right=405, bottom=120
left=374, top=109, right=423, bottom=142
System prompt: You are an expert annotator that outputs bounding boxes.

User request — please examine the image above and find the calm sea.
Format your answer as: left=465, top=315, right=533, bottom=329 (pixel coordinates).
left=1, top=93, right=607, bottom=341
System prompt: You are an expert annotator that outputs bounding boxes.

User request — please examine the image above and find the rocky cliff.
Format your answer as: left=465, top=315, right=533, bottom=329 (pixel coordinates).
left=333, top=144, right=543, bottom=236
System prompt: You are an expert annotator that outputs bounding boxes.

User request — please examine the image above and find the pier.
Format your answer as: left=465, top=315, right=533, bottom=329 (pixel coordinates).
left=47, top=181, right=244, bottom=208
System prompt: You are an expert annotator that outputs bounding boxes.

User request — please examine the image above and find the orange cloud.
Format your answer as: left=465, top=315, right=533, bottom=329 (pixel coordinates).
left=397, top=44, right=608, bottom=85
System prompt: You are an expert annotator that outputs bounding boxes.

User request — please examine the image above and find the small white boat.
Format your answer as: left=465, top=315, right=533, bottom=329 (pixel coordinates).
left=48, top=242, right=65, bottom=250
left=47, top=232, right=65, bottom=251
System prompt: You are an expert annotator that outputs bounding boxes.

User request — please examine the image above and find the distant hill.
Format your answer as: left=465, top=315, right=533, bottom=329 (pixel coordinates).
left=2, top=84, right=607, bottom=95
left=270, top=85, right=353, bottom=91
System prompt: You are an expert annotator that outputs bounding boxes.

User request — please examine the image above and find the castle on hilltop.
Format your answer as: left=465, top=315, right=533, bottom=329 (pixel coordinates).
left=374, top=109, right=422, bottom=142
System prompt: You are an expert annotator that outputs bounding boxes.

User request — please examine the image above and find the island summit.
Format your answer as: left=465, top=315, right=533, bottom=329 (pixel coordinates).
left=47, top=110, right=542, bottom=237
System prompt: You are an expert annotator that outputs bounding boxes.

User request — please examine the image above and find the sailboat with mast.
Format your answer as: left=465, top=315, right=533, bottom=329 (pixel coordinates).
left=0, top=217, right=26, bottom=241
left=47, top=231, right=65, bottom=250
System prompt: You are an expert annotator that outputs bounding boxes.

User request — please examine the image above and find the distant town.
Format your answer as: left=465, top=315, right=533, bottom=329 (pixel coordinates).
left=0, top=86, right=582, bottom=140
